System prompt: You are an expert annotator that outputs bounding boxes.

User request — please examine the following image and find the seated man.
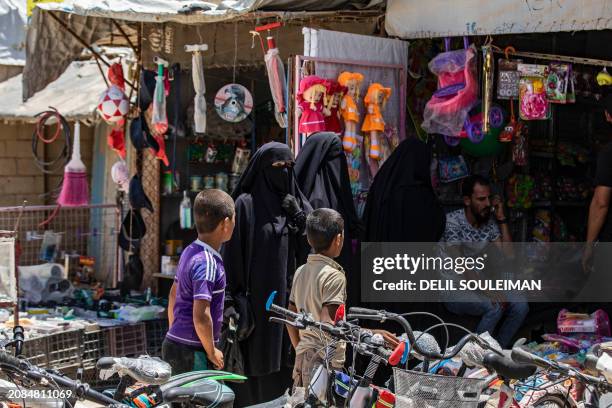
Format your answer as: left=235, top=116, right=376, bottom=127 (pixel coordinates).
left=442, top=175, right=528, bottom=348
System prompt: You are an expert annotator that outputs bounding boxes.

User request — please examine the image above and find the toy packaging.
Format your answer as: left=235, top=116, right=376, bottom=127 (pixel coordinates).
left=497, top=58, right=523, bottom=99
left=438, top=155, right=469, bottom=183
left=546, top=63, right=573, bottom=104
left=558, top=309, right=611, bottom=336
left=518, top=64, right=549, bottom=120
left=506, top=174, right=535, bottom=209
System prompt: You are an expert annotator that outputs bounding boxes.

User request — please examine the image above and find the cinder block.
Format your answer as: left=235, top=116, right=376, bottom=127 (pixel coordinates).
left=5, top=141, right=36, bottom=158
left=0, top=158, right=16, bottom=175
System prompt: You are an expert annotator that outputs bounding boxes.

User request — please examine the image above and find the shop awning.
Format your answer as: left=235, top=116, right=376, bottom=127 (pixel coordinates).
left=22, top=0, right=383, bottom=101
left=0, top=59, right=106, bottom=122
left=385, top=0, right=612, bottom=39
left=0, top=0, right=27, bottom=66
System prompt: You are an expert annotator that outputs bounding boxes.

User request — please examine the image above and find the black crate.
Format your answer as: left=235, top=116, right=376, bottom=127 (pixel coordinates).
left=145, top=319, right=168, bottom=357
left=82, top=329, right=109, bottom=367
left=47, top=329, right=83, bottom=370
left=108, top=323, right=147, bottom=358
left=21, top=335, right=48, bottom=367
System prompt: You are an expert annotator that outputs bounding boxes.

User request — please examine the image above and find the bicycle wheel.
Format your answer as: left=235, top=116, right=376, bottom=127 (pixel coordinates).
left=532, top=394, right=571, bottom=408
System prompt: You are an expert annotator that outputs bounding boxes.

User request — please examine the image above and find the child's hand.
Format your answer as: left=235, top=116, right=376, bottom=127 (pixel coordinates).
left=208, top=348, right=224, bottom=370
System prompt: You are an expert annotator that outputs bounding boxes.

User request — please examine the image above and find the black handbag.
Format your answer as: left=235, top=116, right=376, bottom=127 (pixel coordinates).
left=233, top=292, right=255, bottom=341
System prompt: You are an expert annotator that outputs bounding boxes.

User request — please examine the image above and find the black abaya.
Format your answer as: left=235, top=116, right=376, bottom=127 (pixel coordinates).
left=363, top=137, right=445, bottom=242
left=294, top=132, right=363, bottom=305
left=222, top=142, right=311, bottom=405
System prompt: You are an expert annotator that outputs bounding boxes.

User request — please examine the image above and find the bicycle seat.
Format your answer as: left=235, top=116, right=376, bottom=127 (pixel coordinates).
left=482, top=352, right=536, bottom=380
left=96, top=355, right=171, bottom=385
left=163, top=380, right=234, bottom=407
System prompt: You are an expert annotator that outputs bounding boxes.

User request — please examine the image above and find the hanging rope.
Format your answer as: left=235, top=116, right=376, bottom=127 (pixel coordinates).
left=233, top=22, right=238, bottom=83
left=31, top=108, right=71, bottom=174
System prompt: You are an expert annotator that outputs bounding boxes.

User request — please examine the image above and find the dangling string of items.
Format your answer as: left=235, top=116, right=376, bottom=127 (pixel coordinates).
left=97, top=63, right=129, bottom=158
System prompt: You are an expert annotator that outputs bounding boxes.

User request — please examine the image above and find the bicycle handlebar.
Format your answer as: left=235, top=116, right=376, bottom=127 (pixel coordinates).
left=347, top=307, right=495, bottom=361
left=0, top=350, right=129, bottom=407
left=512, top=347, right=612, bottom=391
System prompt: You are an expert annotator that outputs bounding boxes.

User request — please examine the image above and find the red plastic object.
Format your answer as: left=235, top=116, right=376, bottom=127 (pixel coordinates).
left=376, top=389, right=395, bottom=408
left=334, top=304, right=345, bottom=324
left=388, top=341, right=406, bottom=366
left=255, top=22, right=282, bottom=32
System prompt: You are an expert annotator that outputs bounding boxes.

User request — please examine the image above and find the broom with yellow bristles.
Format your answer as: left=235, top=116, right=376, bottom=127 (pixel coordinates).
left=57, top=121, right=89, bottom=206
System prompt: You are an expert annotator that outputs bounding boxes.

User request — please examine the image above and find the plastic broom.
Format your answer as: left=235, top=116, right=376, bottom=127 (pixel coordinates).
left=57, top=121, right=89, bottom=206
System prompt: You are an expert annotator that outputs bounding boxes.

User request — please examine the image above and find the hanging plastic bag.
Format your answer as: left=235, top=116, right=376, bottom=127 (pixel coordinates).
left=191, top=51, right=207, bottom=133
left=422, top=39, right=479, bottom=136
left=151, top=63, right=168, bottom=134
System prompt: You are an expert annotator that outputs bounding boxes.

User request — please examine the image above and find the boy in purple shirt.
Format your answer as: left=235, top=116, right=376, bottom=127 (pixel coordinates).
left=162, top=189, right=235, bottom=374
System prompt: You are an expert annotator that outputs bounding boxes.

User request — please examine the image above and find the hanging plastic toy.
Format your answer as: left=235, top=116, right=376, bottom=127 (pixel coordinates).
left=338, top=71, right=364, bottom=153
left=482, top=45, right=494, bottom=134
left=185, top=44, right=208, bottom=134
left=323, top=80, right=346, bottom=135
left=362, top=83, right=391, bottom=161
left=151, top=57, right=169, bottom=135
left=422, top=37, right=478, bottom=137
left=297, top=75, right=326, bottom=135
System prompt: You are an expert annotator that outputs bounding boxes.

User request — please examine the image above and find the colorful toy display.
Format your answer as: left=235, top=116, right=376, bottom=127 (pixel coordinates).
left=338, top=72, right=364, bottom=153
left=323, top=80, right=346, bottom=135
left=297, top=75, right=327, bottom=134
left=438, top=155, right=469, bottom=183
left=547, top=63, right=573, bottom=104
left=506, top=174, right=535, bottom=209
left=422, top=38, right=479, bottom=137
left=558, top=309, right=611, bottom=337
left=362, top=83, right=391, bottom=160
left=518, top=64, right=550, bottom=120
left=443, top=104, right=504, bottom=146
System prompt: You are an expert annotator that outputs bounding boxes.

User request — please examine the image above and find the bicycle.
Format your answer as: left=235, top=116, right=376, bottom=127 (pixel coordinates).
left=266, top=292, right=405, bottom=408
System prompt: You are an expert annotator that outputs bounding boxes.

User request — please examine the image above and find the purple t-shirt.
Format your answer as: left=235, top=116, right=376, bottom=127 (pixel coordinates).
left=166, top=240, right=225, bottom=348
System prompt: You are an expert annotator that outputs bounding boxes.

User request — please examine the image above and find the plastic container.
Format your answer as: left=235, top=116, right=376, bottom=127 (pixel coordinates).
left=179, top=191, right=193, bottom=229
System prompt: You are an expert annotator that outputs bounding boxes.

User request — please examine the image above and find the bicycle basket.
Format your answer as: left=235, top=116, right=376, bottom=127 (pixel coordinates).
left=393, top=368, right=486, bottom=408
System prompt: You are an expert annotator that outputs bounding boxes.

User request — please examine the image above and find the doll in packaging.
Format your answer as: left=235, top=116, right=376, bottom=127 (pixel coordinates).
left=362, top=83, right=392, bottom=160
left=338, top=72, right=364, bottom=152
left=297, top=75, right=326, bottom=135
left=323, top=80, right=347, bottom=135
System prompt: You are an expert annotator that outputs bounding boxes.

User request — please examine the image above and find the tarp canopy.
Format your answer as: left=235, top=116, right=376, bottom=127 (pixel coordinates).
left=0, top=59, right=106, bottom=122
left=385, top=0, right=612, bottom=39
left=23, top=0, right=383, bottom=100
left=0, top=0, right=27, bottom=66
left=33, top=0, right=382, bottom=23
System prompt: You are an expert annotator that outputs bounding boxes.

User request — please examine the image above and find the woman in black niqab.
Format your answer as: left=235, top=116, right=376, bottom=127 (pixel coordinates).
left=294, top=132, right=363, bottom=304
left=364, top=137, right=445, bottom=242
left=222, top=142, right=312, bottom=405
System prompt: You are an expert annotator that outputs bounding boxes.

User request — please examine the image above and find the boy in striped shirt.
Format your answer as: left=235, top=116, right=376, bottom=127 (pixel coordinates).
left=162, top=189, right=235, bottom=374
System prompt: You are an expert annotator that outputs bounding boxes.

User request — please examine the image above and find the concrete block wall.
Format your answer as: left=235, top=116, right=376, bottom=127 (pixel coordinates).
left=0, top=122, right=94, bottom=207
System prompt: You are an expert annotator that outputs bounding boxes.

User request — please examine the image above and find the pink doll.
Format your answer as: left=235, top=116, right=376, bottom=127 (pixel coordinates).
left=297, top=75, right=326, bottom=135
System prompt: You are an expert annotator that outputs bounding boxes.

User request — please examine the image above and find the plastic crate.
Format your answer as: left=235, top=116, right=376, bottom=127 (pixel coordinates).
left=47, top=329, right=83, bottom=370
left=22, top=335, right=49, bottom=367
left=145, top=319, right=168, bottom=357
left=108, top=323, right=147, bottom=358
left=82, top=329, right=109, bottom=368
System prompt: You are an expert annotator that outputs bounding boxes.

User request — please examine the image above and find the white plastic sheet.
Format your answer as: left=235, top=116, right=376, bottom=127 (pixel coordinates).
left=192, top=51, right=207, bottom=134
